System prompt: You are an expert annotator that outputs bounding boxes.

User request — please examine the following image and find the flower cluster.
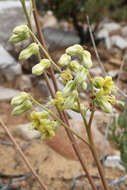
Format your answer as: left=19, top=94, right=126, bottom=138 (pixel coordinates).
left=93, top=76, right=116, bottom=113
left=11, top=92, right=32, bottom=116
left=51, top=44, right=92, bottom=110
left=30, top=111, right=59, bottom=139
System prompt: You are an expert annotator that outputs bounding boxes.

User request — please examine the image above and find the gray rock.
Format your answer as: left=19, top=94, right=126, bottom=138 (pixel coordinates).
left=110, top=35, right=127, bottom=49
left=0, top=0, right=30, bottom=45
left=0, top=45, right=22, bottom=81
left=0, top=86, right=21, bottom=101
left=16, top=74, right=32, bottom=90
left=104, top=155, right=125, bottom=171
left=36, top=74, right=64, bottom=98
left=97, top=28, right=111, bottom=49
left=103, top=22, right=121, bottom=33
left=121, top=26, right=127, bottom=38
left=16, top=123, right=41, bottom=140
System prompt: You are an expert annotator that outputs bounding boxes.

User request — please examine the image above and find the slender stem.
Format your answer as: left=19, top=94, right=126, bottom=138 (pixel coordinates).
left=82, top=74, right=109, bottom=190
left=31, top=96, right=98, bottom=190
left=29, top=30, right=62, bottom=73
left=30, top=96, right=90, bottom=148
left=20, top=0, right=55, bottom=98
left=25, top=2, right=98, bottom=189
left=0, top=119, right=48, bottom=190
left=20, top=0, right=33, bottom=30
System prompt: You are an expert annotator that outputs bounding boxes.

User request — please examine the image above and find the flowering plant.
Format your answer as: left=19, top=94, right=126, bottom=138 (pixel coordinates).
left=9, top=1, right=116, bottom=190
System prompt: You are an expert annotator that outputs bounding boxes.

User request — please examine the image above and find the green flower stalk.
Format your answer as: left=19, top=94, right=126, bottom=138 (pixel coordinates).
left=32, top=59, right=51, bottom=76
left=58, top=54, right=71, bottom=66
left=9, top=25, right=30, bottom=43
left=12, top=100, right=32, bottom=116
left=19, top=43, right=39, bottom=60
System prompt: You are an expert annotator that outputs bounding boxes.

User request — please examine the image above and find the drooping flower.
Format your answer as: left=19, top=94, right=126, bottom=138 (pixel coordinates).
left=66, top=44, right=84, bottom=56
left=81, top=50, right=93, bottom=69
left=19, top=43, right=39, bottom=61
left=9, top=25, right=30, bottom=43
left=58, top=54, right=71, bottom=66
left=12, top=100, right=32, bottom=116
left=32, top=59, right=51, bottom=76
left=11, top=92, right=29, bottom=106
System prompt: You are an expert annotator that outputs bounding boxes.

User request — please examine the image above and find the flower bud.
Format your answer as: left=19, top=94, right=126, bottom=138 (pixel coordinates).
left=19, top=43, right=39, bottom=61
left=11, top=92, right=29, bottom=106
left=95, top=97, right=112, bottom=113
left=58, top=54, right=71, bottom=66
left=32, top=59, right=51, bottom=76
left=80, top=82, right=87, bottom=91
left=81, top=50, right=92, bottom=69
left=13, top=25, right=29, bottom=35
left=93, top=77, right=104, bottom=89
left=66, top=44, right=83, bottom=56
left=9, top=25, right=30, bottom=43
left=69, top=60, right=80, bottom=72
left=63, top=90, right=78, bottom=110
left=12, top=100, right=32, bottom=116
left=52, top=91, right=64, bottom=110
left=74, top=66, right=88, bottom=84
left=60, top=69, right=73, bottom=84
left=63, top=80, right=76, bottom=97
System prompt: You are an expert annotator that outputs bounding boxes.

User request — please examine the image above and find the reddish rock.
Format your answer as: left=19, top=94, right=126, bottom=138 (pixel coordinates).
left=46, top=119, right=111, bottom=164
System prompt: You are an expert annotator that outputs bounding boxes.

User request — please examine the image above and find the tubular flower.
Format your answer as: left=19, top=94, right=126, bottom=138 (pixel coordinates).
left=81, top=50, right=93, bottom=69
left=51, top=91, right=64, bottom=110
left=11, top=92, right=29, bottom=106
left=11, top=92, right=32, bottom=116
left=9, top=25, right=30, bottom=43
left=60, top=69, right=73, bottom=84
left=93, top=76, right=114, bottom=95
left=95, top=96, right=112, bottom=113
left=93, top=76, right=115, bottom=113
left=32, top=59, right=51, bottom=76
left=58, top=54, right=71, bottom=66
left=66, top=44, right=84, bottom=56
left=62, top=80, right=76, bottom=97
left=19, top=43, right=39, bottom=61
left=63, top=90, right=78, bottom=110
left=69, top=60, right=80, bottom=72
left=12, top=100, right=32, bottom=116
left=74, top=66, right=88, bottom=85
left=30, top=111, right=58, bottom=139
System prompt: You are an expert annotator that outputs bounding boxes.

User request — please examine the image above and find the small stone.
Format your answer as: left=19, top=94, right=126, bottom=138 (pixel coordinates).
left=0, top=45, right=22, bottom=81
left=108, top=70, right=119, bottom=78
left=110, top=35, right=127, bottom=49
left=0, top=87, right=21, bottom=101
left=122, top=26, right=127, bottom=38
left=16, top=75, right=32, bottom=90
left=16, top=123, right=41, bottom=140
left=47, top=119, right=111, bottom=162
left=90, top=67, right=102, bottom=76
left=103, top=22, right=121, bottom=33
left=104, top=155, right=125, bottom=171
